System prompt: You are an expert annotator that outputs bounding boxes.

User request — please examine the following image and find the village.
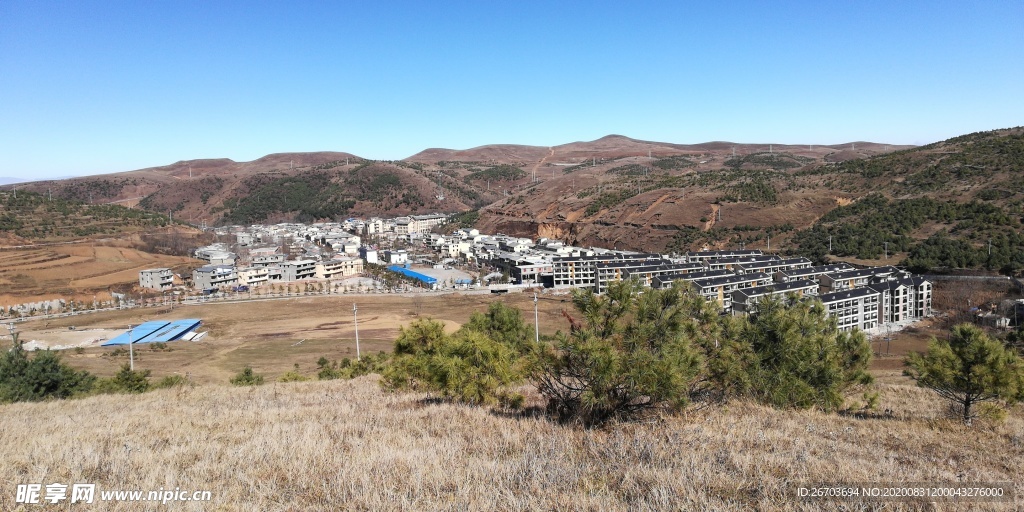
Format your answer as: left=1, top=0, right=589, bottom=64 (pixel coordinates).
left=125, top=212, right=950, bottom=337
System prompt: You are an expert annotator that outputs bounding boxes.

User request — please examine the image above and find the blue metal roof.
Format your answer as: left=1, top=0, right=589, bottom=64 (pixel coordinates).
left=388, top=265, right=437, bottom=284
left=101, top=321, right=170, bottom=346
left=139, top=319, right=202, bottom=343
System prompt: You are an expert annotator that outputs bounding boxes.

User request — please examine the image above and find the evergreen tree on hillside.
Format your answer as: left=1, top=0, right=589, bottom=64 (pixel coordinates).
left=905, top=323, right=1024, bottom=425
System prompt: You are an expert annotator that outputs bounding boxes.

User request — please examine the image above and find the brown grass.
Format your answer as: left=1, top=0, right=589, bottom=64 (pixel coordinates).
left=0, top=242, right=199, bottom=305
left=0, top=377, right=1020, bottom=511
left=16, top=293, right=576, bottom=384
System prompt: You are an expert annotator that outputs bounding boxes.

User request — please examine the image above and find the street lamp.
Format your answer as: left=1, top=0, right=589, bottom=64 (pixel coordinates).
left=7, top=323, right=18, bottom=347
left=353, top=303, right=361, bottom=360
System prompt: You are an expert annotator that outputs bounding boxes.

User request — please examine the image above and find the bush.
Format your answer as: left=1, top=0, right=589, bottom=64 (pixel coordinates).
left=739, top=295, right=873, bottom=410
left=532, top=280, right=704, bottom=425
left=93, top=364, right=151, bottom=394
left=278, top=364, right=310, bottom=382
left=0, top=346, right=95, bottom=402
left=230, top=366, right=265, bottom=386
left=382, top=310, right=531, bottom=407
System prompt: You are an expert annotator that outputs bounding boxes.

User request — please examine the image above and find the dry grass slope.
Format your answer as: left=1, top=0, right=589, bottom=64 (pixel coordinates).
left=1, top=377, right=1021, bottom=511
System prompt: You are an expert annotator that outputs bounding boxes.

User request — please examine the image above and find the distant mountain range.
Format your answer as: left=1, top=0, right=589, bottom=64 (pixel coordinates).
left=0, top=175, right=77, bottom=185
left=2, top=129, right=1022, bottom=272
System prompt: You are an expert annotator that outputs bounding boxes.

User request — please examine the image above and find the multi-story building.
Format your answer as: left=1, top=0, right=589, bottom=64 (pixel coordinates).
left=551, top=253, right=662, bottom=289
left=703, top=255, right=779, bottom=272
left=819, top=266, right=899, bottom=292
left=316, top=257, right=364, bottom=279
left=731, top=279, right=820, bottom=315
left=686, top=272, right=773, bottom=311
left=279, top=260, right=317, bottom=281
left=595, top=261, right=699, bottom=293
left=139, top=268, right=174, bottom=291
left=236, top=267, right=269, bottom=287
left=192, top=265, right=238, bottom=290
left=685, top=249, right=764, bottom=264
left=774, top=263, right=854, bottom=283
left=651, top=269, right=733, bottom=289
left=818, top=288, right=881, bottom=332
left=733, top=257, right=812, bottom=276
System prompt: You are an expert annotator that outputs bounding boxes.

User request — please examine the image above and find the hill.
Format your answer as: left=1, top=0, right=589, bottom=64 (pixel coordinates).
left=471, top=128, right=1023, bottom=273
left=3, top=129, right=1021, bottom=273
left=0, top=376, right=1019, bottom=510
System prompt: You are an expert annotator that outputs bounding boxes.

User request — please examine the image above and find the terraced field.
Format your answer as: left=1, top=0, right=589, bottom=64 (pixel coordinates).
left=0, top=242, right=199, bottom=306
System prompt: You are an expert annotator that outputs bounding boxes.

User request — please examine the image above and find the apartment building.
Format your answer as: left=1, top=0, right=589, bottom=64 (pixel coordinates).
left=819, top=266, right=900, bottom=292
left=685, top=249, right=764, bottom=264
left=279, top=260, right=317, bottom=281
left=651, top=269, right=733, bottom=289
left=774, top=263, right=854, bottom=283
left=818, top=288, right=881, bottom=332
left=316, top=257, right=364, bottom=279
left=551, top=253, right=662, bottom=289
left=733, top=257, right=812, bottom=275
left=703, top=255, right=780, bottom=272
left=139, top=268, right=174, bottom=291
left=687, top=272, right=772, bottom=311
left=595, top=261, right=701, bottom=293
left=731, top=279, right=820, bottom=315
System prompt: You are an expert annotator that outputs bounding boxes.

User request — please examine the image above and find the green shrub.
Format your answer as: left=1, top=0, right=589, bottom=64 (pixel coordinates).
left=0, top=346, right=95, bottom=402
left=532, top=280, right=705, bottom=425
left=230, top=366, right=265, bottom=386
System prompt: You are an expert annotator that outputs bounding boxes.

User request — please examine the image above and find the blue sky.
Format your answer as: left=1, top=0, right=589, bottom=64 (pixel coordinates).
left=1, top=1, right=1021, bottom=179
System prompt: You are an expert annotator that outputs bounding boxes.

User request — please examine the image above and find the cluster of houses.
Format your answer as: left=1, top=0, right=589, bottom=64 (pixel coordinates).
left=136, top=214, right=937, bottom=333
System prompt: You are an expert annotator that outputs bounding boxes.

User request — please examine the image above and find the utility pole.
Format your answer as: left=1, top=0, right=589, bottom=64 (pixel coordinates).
left=353, top=303, right=360, bottom=360
left=988, top=239, right=992, bottom=256
left=533, top=293, right=540, bottom=344
left=884, top=242, right=888, bottom=260
left=6, top=323, right=18, bottom=348
left=829, top=235, right=832, bottom=253
left=128, top=325, right=135, bottom=371
left=767, top=234, right=770, bottom=252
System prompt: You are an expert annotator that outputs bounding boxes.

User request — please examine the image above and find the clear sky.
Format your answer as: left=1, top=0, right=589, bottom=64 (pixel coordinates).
left=1, top=1, right=1021, bottom=179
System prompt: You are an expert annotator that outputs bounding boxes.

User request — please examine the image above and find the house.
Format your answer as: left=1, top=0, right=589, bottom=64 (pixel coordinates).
left=384, top=250, right=408, bottom=265
left=139, top=268, right=174, bottom=291
left=192, top=265, right=238, bottom=290
left=359, top=246, right=379, bottom=264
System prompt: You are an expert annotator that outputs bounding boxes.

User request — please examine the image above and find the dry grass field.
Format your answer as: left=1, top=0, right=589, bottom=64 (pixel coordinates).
left=3, top=291, right=1023, bottom=510
left=0, top=377, right=1020, bottom=511
left=13, top=292, right=577, bottom=384
left=0, top=242, right=198, bottom=306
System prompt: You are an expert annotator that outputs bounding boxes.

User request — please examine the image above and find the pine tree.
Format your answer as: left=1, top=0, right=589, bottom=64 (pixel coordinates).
left=905, top=323, right=1024, bottom=425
